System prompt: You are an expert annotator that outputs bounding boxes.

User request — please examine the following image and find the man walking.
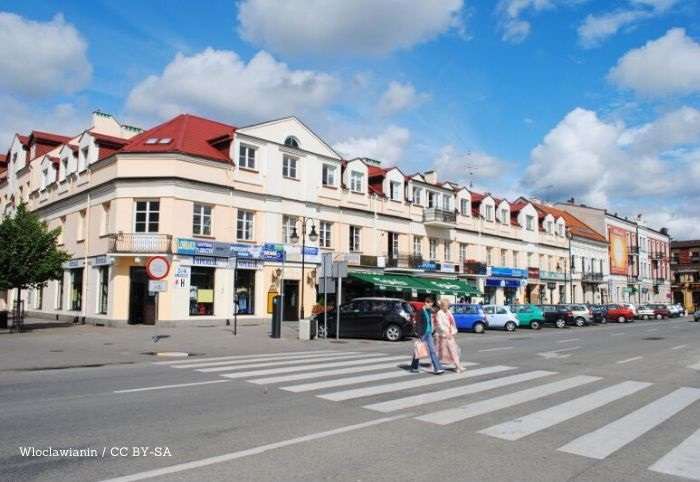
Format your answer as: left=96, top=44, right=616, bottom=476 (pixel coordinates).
left=410, top=298, right=444, bottom=374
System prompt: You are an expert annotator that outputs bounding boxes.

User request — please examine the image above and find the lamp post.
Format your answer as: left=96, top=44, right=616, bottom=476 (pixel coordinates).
left=566, top=229, right=573, bottom=303
left=290, top=217, right=318, bottom=320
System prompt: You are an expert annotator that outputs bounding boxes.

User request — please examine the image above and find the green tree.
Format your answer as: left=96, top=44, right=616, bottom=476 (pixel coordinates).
left=0, top=203, right=70, bottom=314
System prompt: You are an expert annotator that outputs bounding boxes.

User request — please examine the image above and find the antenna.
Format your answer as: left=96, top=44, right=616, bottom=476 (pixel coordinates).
left=464, top=150, right=479, bottom=189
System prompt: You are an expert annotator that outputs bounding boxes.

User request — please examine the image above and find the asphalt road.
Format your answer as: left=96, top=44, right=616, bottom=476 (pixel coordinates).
left=1, top=317, right=699, bottom=482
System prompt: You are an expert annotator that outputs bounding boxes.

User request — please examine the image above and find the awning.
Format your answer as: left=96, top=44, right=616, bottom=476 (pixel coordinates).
left=417, top=277, right=481, bottom=296
left=348, top=272, right=428, bottom=291
left=348, top=272, right=481, bottom=296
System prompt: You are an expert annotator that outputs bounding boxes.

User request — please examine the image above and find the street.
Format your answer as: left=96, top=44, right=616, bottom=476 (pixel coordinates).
left=1, top=319, right=699, bottom=482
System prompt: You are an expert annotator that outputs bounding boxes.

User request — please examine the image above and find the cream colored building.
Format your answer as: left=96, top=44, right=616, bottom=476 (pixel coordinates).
left=1, top=111, right=576, bottom=326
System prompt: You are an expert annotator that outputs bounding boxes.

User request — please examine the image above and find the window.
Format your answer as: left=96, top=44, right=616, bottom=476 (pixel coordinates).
left=350, top=171, right=364, bottom=193
left=98, top=266, right=109, bottom=315
left=427, top=191, right=437, bottom=208
left=81, top=146, right=89, bottom=168
left=513, top=251, right=519, bottom=268
left=412, top=187, right=422, bottom=205
left=134, top=200, right=160, bottom=233
left=237, top=210, right=254, bottom=241
left=41, top=167, right=49, bottom=190
left=322, top=164, right=336, bottom=186
left=413, top=236, right=422, bottom=256
left=282, top=155, right=298, bottom=179
left=429, top=239, right=437, bottom=259
left=319, top=221, right=332, bottom=248
left=193, top=203, right=212, bottom=236
left=442, top=195, right=450, bottom=211
left=77, top=210, right=86, bottom=241
left=500, top=208, right=509, bottom=224
left=546, top=220, right=553, bottom=233
left=460, top=198, right=470, bottom=216
left=284, top=136, right=300, bottom=149
left=444, top=240, right=451, bottom=261
left=389, top=181, right=401, bottom=201
left=239, top=144, right=256, bottom=169
left=282, top=215, right=298, bottom=243
left=58, top=216, right=66, bottom=244
left=487, top=248, right=493, bottom=265
left=484, top=204, right=493, bottom=221
left=501, top=249, right=507, bottom=266
left=60, top=158, right=68, bottom=181
left=559, top=224, right=565, bottom=237
left=70, top=268, right=83, bottom=311
left=526, top=215, right=534, bottom=231
left=349, top=226, right=361, bottom=252
left=101, top=202, right=110, bottom=236
left=528, top=252, right=534, bottom=267
left=459, top=243, right=468, bottom=263
left=388, top=232, right=399, bottom=258
left=190, top=267, right=215, bottom=316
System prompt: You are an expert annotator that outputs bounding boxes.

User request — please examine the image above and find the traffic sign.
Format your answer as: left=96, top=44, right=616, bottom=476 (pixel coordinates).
left=146, top=256, right=170, bottom=280
left=148, top=280, right=168, bottom=292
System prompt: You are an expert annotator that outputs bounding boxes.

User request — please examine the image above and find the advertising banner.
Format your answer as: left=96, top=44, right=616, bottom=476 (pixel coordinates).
left=609, top=227, right=630, bottom=275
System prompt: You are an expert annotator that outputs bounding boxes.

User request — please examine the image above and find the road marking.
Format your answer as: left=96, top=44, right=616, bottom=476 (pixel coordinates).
left=195, top=353, right=374, bottom=372
left=557, top=338, right=580, bottom=344
left=650, top=426, right=700, bottom=481
left=220, top=356, right=407, bottom=379
left=688, top=362, right=700, bottom=371
left=611, top=333, right=625, bottom=337
left=364, top=370, right=555, bottom=413
left=645, top=328, right=659, bottom=333
left=318, top=365, right=515, bottom=402
left=478, top=346, right=514, bottom=352
left=671, top=345, right=687, bottom=350
left=616, top=356, right=643, bottom=364
left=153, top=350, right=338, bottom=365
left=416, top=375, right=601, bottom=426
left=98, top=414, right=408, bottom=482
left=537, top=346, right=581, bottom=359
left=247, top=361, right=415, bottom=385
left=480, top=381, right=651, bottom=441
left=173, top=351, right=359, bottom=369
left=114, top=380, right=231, bottom=394
left=560, top=387, right=700, bottom=459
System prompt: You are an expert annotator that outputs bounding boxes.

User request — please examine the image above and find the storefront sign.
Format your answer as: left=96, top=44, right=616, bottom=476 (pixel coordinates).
left=528, top=267, right=540, bottom=279
left=463, top=260, right=488, bottom=275
left=490, top=267, right=528, bottom=278
left=176, top=238, right=230, bottom=257
left=486, top=278, right=525, bottom=288
left=284, top=245, right=321, bottom=263
left=418, top=261, right=438, bottom=271
left=234, top=259, right=263, bottom=270
left=230, top=243, right=262, bottom=259
left=174, top=265, right=190, bottom=288
left=540, top=270, right=566, bottom=281
left=182, top=256, right=230, bottom=268
left=440, top=262, right=458, bottom=273
left=90, top=255, right=114, bottom=266
left=261, top=243, right=285, bottom=262
left=62, top=259, right=85, bottom=269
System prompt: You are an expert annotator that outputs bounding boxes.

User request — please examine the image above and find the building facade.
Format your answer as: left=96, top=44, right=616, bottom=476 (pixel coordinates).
left=671, top=240, right=700, bottom=313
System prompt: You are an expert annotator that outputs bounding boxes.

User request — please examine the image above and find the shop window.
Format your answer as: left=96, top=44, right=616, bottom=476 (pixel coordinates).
left=235, top=269, right=255, bottom=315
left=71, top=268, right=83, bottom=311
left=190, top=267, right=215, bottom=316
left=98, top=266, right=109, bottom=314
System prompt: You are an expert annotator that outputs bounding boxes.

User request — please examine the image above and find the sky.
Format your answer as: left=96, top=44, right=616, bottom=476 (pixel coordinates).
left=1, top=0, right=699, bottom=238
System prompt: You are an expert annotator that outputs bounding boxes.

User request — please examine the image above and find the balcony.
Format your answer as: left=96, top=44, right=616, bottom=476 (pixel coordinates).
left=653, top=277, right=667, bottom=285
left=581, top=272, right=604, bottom=283
left=423, top=208, right=456, bottom=227
left=386, top=254, right=413, bottom=269
left=110, top=233, right=172, bottom=253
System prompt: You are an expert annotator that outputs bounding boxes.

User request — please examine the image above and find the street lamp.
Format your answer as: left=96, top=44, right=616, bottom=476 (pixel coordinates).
left=290, top=217, right=318, bottom=320
left=566, top=229, right=573, bottom=303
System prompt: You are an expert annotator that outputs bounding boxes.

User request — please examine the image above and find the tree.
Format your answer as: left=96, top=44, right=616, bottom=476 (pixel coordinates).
left=0, top=203, right=70, bottom=322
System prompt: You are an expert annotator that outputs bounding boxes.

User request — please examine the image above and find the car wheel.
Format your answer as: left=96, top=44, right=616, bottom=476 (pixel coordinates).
left=575, top=317, right=585, bottom=327
left=473, top=322, right=486, bottom=334
left=504, top=321, right=516, bottom=332
left=383, top=324, right=403, bottom=342
left=530, top=320, right=542, bottom=330
left=656, top=313, right=663, bottom=320
left=599, top=318, right=607, bottom=324
left=618, top=316, right=626, bottom=323
left=555, top=319, right=566, bottom=329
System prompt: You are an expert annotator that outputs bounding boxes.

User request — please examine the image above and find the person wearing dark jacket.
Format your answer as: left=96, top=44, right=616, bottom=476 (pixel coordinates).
left=410, top=298, right=444, bottom=374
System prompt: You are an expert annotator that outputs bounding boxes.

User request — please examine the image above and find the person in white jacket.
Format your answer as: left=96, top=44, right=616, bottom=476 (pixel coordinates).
left=434, top=299, right=464, bottom=373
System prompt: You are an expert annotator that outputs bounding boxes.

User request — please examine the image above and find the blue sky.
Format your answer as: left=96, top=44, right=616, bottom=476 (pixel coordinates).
left=1, top=0, right=699, bottom=237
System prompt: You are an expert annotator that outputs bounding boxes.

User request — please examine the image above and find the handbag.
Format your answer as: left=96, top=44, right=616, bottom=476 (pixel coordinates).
left=413, top=340, right=429, bottom=359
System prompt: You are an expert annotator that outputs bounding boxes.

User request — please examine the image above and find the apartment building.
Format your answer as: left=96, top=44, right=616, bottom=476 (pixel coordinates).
left=1, top=111, right=589, bottom=326
left=671, top=240, right=700, bottom=313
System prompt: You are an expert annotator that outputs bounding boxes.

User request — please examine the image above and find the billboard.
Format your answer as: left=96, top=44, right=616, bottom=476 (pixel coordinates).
left=609, top=227, right=629, bottom=275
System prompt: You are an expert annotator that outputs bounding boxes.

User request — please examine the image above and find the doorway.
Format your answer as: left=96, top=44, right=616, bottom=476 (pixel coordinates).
left=283, top=279, right=299, bottom=321
left=128, top=267, right=156, bottom=324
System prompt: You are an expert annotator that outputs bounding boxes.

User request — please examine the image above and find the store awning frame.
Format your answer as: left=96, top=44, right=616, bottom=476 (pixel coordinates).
left=348, top=272, right=481, bottom=297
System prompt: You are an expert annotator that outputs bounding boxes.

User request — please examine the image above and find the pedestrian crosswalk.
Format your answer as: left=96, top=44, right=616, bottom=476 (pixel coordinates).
left=157, top=349, right=700, bottom=481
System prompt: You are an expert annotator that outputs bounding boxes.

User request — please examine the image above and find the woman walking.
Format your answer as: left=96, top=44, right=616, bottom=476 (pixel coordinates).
left=410, top=298, right=444, bottom=375
left=435, top=299, right=464, bottom=373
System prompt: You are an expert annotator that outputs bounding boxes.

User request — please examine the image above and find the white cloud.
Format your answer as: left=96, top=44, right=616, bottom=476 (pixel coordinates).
left=578, top=10, right=650, bottom=48
left=377, top=81, right=430, bottom=116
left=333, top=126, right=410, bottom=164
left=644, top=208, right=700, bottom=240
left=630, top=0, right=678, bottom=10
left=433, top=146, right=506, bottom=181
left=496, top=0, right=555, bottom=43
left=0, top=12, right=91, bottom=97
left=237, top=0, right=464, bottom=56
left=125, top=48, right=339, bottom=123
left=620, top=106, right=700, bottom=154
left=608, top=28, right=700, bottom=96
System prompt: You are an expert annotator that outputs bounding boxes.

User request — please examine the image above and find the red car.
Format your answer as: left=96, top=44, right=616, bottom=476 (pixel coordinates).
left=647, top=304, right=671, bottom=319
left=606, top=304, right=635, bottom=323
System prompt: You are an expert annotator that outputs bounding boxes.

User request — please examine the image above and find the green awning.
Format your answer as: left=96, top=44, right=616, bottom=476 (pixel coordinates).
left=348, top=272, right=428, bottom=291
left=416, top=277, right=481, bottom=296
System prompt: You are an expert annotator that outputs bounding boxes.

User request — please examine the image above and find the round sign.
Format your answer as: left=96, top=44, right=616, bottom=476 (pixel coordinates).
left=146, top=256, right=170, bottom=280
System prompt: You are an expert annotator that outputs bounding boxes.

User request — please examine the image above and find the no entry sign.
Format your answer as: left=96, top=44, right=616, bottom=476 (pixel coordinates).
left=146, top=256, right=170, bottom=280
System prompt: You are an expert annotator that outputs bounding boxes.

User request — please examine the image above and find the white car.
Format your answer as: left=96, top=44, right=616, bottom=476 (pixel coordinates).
left=482, top=305, right=519, bottom=332
left=667, top=304, right=683, bottom=318
left=636, top=305, right=655, bottom=320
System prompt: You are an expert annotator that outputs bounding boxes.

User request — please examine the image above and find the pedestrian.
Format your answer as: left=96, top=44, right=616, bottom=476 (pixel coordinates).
left=410, top=297, right=444, bottom=375
left=434, top=298, right=464, bottom=373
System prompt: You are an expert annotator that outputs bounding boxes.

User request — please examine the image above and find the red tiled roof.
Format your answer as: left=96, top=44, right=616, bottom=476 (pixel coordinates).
left=90, top=132, right=129, bottom=146
left=0, top=153, right=6, bottom=163
left=533, top=202, right=607, bottom=243
left=120, top=114, right=236, bottom=163
left=17, top=135, right=29, bottom=146
left=367, top=165, right=386, bottom=177
left=368, top=184, right=385, bottom=197
left=30, top=130, right=72, bottom=145
left=47, top=155, right=60, bottom=166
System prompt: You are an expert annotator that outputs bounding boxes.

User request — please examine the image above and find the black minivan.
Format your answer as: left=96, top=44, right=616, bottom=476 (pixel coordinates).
left=314, top=297, right=414, bottom=341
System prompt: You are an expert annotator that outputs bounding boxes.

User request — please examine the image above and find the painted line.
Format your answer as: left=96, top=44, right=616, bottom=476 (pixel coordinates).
left=645, top=328, right=659, bottom=333
left=114, top=380, right=231, bottom=394
left=688, top=362, right=700, bottom=371
left=247, top=361, right=416, bottom=385
left=557, top=338, right=580, bottom=344
left=416, top=375, right=601, bottom=426
left=478, top=347, right=514, bottom=353
left=220, top=356, right=407, bottom=379
left=364, top=370, right=555, bottom=413
left=173, top=351, right=357, bottom=369
left=318, top=365, right=516, bottom=402
left=610, top=333, right=625, bottom=337
left=671, top=345, right=687, bottom=350
left=561, top=387, right=700, bottom=459
left=198, top=353, right=378, bottom=373
left=616, top=356, right=643, bottom=364
left=98, top=414, right=408, bottom=482
left=153, top=350, right=338, bottom=365
left=481, top=381, right=651, bottom=441
left=650, top=426, right=700, bottom=481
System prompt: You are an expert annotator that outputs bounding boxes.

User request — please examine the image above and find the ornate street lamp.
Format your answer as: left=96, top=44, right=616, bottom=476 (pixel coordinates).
left=566, top=229, right=574, bottom=303
left=291, top=217, right=318, bottom=320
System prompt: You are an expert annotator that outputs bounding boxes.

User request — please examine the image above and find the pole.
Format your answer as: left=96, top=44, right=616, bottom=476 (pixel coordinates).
left=323, top=255, right=328, bottom=339
left=300, top=218, right=306, bottom=321
left=280, top=249, right=285, bottom=322
left=233, top=256, right=238, bottom=336
left=336, top=273, right=341, bottom=341
left=568, top=235, right=573, bottom=303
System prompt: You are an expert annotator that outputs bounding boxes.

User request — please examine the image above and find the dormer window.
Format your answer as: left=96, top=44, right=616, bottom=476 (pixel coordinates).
left=500, top=208, right=509, bottom=224
left=389, top=181, right=401, bottom=201
left=526, top=215, right=534, bottom=231
left=81, top=147, right=89, bottom=168
left=427, top=191, right=437, bottom=208
left=484, top=204, right=493, bottom=221
left=460, top=198, right=470, bottom=216
left=350, top=171, right=364, bottom=193
left=284, top=136, right=300, bottom=149
left=442, top=195, right=450, bottom=211
left=41, top=167, right=49, bottom=190
left=60, top=158, right=68, bottom=181
left=546, top=220, right=553, bottom=233
left=412, top=186, right=422, bottom=205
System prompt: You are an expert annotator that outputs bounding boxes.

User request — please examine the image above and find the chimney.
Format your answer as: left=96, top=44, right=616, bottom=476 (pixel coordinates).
left=423, top=170, right=437, bottom=184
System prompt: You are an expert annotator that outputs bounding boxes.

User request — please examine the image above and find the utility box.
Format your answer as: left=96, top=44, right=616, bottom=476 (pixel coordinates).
left=298, top=318, right=316, bottom=341
left=271, top=296, right=281, bottom=339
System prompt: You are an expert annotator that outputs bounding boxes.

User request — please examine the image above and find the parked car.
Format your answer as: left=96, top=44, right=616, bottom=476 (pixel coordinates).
left=314, top=297, right=414, bottom=341
left=668, top=304, right=684, bottom=318
left=537, top=304, right=575, bottom=328
left=606, top=303, right=636, bottom=323
left=562, top=304, right=592, bottom=327
left=693, top=310, right=700, bottom=322
left=621, top=303, right=638, bottom=318
left=646, top=304, right=671, bottom=319
left=450, top=304, right=488, bottom=333
left=588, top=304, right=608, bottom=324
left=482, top=305, right=519, bottom=332
left=509, top=304, right=544, bottom=330
left=636, top=305, right=655, bottom=320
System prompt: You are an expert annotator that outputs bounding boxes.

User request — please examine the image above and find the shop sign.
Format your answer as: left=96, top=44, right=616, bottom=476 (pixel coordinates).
left=90, top=255, right=114, bottom=266
left=185, top=256, right=230, bottom=268
left=176, top=238, right=229, bottom=257
left=418, top=261, right=438, bottom=271
left=490, top=266, right=528, bottom=278
left=261, top=243, right=285, bottom=262
left=230, top=243, right=262, bottom=259
left=62, top=258, right=85, bottom=269
left=528, top=267, right=540, bottom=279
left=234, top=259, right=263, bottom=270
left=174, top=265, right=190, bottom=288
left=540, top=270, right=566, bottom=281
left=485, top=278, right=526, bottom=289
left=284, top=245, right=321, bottom=263
left=547, top=282, right=557, bottom=289
left=463, top=260, right=488, bottom=275
left=440, top=262, right=458, bottom=273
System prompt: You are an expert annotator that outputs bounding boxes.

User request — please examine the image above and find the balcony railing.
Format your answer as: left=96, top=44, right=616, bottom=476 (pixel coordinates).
left=110, top=233, right=172, bottom=253
left=423, top=208, right=456, bottom=226
left=653, top=277, right=667, bottom=285
left=463, top=260, right=488, bottom=276
left=581, top=272, right=604, bottom=283
left=386, top=254, right=412, bottom=268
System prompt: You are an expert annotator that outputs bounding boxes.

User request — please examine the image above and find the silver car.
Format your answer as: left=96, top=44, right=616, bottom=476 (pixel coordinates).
left=563, top=304, right=592, bottom=327
left=482, top=305, right=519, bottom=332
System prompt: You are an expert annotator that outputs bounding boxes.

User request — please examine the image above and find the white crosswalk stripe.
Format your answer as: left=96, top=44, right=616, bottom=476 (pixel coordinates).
left=197, top=353, right=376, bottom=373
left=650, top=426, right=700, bottom=481
left=220, top=355, right=408, bottom=379
left=318, top=365, right=516, bottom=402
left=153, top=350, right=338, bottom=365
left=480, top=381, right=651, bottom=441
left=416, top=375, right=601, bottom=425
left=559, top=387, right=700, bottom=459
left=247, top=361, right=414, bottom=385
left=364, top=370, right=556, bottom=413
left=173, top=351, right=357, bottom=369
